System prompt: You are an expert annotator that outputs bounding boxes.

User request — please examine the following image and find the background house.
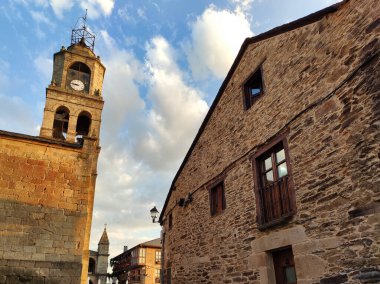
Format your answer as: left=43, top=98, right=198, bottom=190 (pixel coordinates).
left=111, top=238, right=162, bottom=284
left=159, top=0, right=380, bottom=283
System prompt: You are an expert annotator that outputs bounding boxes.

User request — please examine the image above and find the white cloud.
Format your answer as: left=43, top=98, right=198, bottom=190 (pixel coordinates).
left=134, top=36, right=208, bottom=170
left=89, top=31, right=160, bottom=257
left=117, top=7, right=136, bottom=23
left=34, top=55, right=53, bottom=82
left=89, top=32, right=208, bottom=257
left=137, top=8, right=147, bottom=20
left=12, top=0, right=49, bottom=7
left=230, top=0, right=254, bottom=14
left=184, top=5, right=253, bottom=80
left=98, top=30, right=145, bottom=139
left=79, top=0, right=115, bottom=19
left=49, top=0, right=74, bottom=18
left=0, top=94, right=38, bottom=135
left=30, top=10, right=51, bottom=25
left=20, top=0, right=115, bottom=19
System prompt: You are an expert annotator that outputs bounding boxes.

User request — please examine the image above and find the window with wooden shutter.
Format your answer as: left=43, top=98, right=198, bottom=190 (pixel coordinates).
left=168, top=213, right=173, bottom=230
left=253, top=136, right=296, bottom=228
left=209, top=181, right=226, bottom=216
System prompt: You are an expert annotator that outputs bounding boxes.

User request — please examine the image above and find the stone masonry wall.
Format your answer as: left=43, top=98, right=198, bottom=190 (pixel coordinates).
left=0, top=134, right=98, bottom=284
left=162, top=0, right=380, bottom=283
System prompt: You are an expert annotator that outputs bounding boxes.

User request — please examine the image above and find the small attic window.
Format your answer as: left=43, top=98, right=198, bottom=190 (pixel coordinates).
left=244, top=67, right=264, bottom=109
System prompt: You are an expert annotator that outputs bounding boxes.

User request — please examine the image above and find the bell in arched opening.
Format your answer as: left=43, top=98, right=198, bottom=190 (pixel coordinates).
left=52, top=106, right=69, bottom=140
left=75, top=111, right=92, bottom=143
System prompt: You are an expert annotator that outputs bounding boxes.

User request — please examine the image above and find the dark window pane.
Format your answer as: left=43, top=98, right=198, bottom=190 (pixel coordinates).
left=244, top=67, right=263, bottom=109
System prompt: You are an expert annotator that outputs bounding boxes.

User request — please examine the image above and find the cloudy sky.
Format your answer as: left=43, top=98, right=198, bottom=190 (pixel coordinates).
left=0, top=0, right=339, bottom=267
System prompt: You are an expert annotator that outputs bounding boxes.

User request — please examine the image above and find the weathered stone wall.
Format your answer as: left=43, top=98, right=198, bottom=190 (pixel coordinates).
left=0, top=133, right=99, bottom=284
left=162, top=0, right=380, bottom=283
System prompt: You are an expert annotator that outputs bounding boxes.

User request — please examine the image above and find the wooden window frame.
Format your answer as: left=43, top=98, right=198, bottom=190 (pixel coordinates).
left=208, top=179, right=226, bottom=216
left=155, top=250, right=161, bottom=264
left=155, top=268, right=161, bottom=283
left=243, top=64, right=265, bottom=110
left=252, top=135, right=296, bottom=229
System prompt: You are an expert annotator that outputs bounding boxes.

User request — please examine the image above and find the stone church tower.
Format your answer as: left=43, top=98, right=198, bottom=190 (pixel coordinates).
left=0, top=19, right=106, bottom=284
left=97, top=228, right=110, bottom=283
left=89, top=227, right=110, bottom=284
left=39, top=38, right=105, bottom=143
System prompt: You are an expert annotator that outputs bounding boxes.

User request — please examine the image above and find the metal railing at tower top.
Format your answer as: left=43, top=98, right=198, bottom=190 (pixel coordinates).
left=71, top=10, right=95, bottom=51
left=71, top=27, right=95, bottom=51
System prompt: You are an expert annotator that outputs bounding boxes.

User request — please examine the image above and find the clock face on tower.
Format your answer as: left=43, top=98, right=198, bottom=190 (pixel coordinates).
left=70, top=79, right=85, bottom=91
left=66, top=62, right=91, bottom=93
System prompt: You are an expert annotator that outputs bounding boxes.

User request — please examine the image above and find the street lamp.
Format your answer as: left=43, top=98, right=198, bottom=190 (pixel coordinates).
left=150, top=206, right=159, bottom=223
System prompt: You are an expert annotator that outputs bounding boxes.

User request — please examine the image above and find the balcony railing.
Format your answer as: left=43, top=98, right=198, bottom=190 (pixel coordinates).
left=258, top=175, right=294, bottom=227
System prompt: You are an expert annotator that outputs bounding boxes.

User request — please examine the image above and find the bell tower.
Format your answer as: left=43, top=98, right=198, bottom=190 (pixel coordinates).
left=38, top=15, right=107, bottom=284
left=39, top=15, right=105, bottom=144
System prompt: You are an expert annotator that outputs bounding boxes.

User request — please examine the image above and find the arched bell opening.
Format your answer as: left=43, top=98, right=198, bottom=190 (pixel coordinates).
left=76, top=111, right=92, bottom=143
left=53, top=106, right=69, bottom=140
left=88, top=257, right=96, bottom=274
left=66, top=61, right=91, bottom=93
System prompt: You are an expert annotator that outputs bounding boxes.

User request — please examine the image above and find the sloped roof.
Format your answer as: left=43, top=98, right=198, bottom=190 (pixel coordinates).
left=159, top=1, right=346, bottom=222
left=139, top=238, right=161, bottom=248
left=98, top=227, right=110, bottom=245
left=110, top=238, right=161, bottom=262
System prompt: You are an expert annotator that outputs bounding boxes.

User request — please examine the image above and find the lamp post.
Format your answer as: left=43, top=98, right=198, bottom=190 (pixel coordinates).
left=150, top=206, right=159, bottom=223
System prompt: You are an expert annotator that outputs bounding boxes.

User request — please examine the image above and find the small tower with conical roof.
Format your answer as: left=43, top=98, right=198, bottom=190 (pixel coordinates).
left=97, top=226, right=110, bottom=284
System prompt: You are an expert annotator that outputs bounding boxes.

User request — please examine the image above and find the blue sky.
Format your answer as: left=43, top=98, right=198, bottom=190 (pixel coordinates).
left=0, top=0, right=339, bottom=266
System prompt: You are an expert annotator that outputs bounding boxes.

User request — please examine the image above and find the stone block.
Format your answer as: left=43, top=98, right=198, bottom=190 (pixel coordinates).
left=294, top=254, right=327, bottom=280
left=252, top=226, right=307, bottom=253
left=248, top=252, right=267, bottom=268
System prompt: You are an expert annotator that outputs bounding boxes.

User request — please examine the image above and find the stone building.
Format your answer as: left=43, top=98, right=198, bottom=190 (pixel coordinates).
left=111, top=238, right=162, bottom=284
left=159, top=0, right=379, bottom=283
left=0, top=25, right=105, bottom=283
left=88, top=227, right=110, bottom=284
